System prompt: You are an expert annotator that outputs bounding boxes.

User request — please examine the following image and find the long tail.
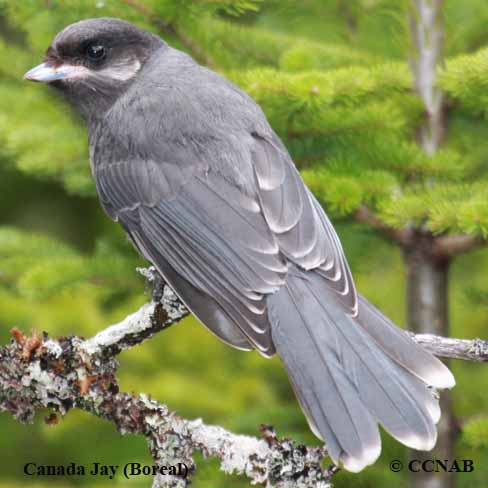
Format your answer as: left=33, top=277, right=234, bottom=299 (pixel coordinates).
left=267, top=267, right=455, bottom=472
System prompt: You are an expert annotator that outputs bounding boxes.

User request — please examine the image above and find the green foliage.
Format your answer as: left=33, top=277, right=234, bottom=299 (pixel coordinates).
left=228, top=57, right=488, bottom=233
left=440, top=48, right=488, bottom=117
left=0, top=227, right=143, bottom=300
left=377, top=182, right=488, bottom=237
left=462, top=417, right=488, bottom=449
left=0, top=1, right=487, bottom=487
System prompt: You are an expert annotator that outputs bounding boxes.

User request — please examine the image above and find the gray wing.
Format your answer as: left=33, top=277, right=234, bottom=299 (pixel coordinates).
left=94, top=148, right=286, bottom=356
left=93, top=129, right=357, bottom=355
left=252, top=132, right=358, bottom=314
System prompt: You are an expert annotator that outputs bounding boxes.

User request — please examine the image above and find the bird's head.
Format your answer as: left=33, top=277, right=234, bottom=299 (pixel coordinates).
left=24, top=18, right=164, bottom=117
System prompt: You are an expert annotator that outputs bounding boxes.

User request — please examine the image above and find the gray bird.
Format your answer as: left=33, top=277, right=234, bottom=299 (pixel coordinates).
left=24, top=18, right=455, bottom=472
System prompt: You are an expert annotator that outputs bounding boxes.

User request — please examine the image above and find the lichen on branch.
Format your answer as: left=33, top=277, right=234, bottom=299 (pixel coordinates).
left=1, top=269, right=487, bottom=486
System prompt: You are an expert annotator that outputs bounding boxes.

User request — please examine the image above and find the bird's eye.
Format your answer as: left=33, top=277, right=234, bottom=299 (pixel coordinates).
left=85, top=43, right=106, bottom=62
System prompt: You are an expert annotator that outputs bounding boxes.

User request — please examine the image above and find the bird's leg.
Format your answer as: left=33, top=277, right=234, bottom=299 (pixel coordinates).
left=151, top=269, right=166, bottom=304
left=137, top=266, right=167, bottom=303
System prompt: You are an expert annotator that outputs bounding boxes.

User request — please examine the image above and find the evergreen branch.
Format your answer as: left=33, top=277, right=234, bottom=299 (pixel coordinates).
left=354, top=205, right=414, bottom=246
left=120, top=0, right=216, bottom=68
left=156, top=21, right=217, bottom=69
left=433, top=234, right=488, bottom=258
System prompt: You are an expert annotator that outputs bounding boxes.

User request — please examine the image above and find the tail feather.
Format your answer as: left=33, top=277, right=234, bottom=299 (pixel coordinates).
left=268, top=278, right=380, bottom=470
left=356, top=295, right=455, bottom=389
left=268, top=268, right=454, bottom=472
left=308, top=278, right=438, bottom=448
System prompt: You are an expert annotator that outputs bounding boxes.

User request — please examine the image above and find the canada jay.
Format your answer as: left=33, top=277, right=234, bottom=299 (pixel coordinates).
left=25, top=18, right=455, bottom=472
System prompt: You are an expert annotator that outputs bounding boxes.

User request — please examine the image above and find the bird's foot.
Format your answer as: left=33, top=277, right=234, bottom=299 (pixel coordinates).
left=137, top=266, right=167, bottom=303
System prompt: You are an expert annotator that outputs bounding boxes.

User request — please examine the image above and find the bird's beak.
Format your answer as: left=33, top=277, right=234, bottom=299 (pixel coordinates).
left=23, top=62, right=77, bottom=83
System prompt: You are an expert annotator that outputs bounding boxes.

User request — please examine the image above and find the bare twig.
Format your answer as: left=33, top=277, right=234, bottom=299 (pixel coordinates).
left=411, top=333, right=488, bottom=362
left=82, top=286, right=188, bottom=356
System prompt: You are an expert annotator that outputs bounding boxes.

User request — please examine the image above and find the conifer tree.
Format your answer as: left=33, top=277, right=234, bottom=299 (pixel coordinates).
left=1, top=1, right=488, bottom=487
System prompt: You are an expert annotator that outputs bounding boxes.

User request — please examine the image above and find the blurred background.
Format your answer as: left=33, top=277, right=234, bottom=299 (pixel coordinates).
left=0, top=1, right=488, bottom=487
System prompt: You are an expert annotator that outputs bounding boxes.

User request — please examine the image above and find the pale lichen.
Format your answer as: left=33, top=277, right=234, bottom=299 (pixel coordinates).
left=0, top=283, right=333, bottom=487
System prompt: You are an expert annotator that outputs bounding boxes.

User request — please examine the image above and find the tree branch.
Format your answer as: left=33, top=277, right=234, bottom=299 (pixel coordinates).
left=433, top=234, right=487, bottom=259
left=354, top=205, right=413, bottom=246
left=411, top=333, right=488, bottom=362
left=120, top=0, right=216, bottom=68
left=353, top=207, right=488, bottom=259
left=0, top=281, right=332, bottom=488
left=1, top=272, right=487, bottom=486
left=82, top=285, right=189, bottom=356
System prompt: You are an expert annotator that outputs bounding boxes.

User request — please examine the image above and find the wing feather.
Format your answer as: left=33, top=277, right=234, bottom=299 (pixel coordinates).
left=94, top=126, right=358, bottom=351
left=252, top=133, right=358, bottom=314
left=95, top=158, right=286, bottom=355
